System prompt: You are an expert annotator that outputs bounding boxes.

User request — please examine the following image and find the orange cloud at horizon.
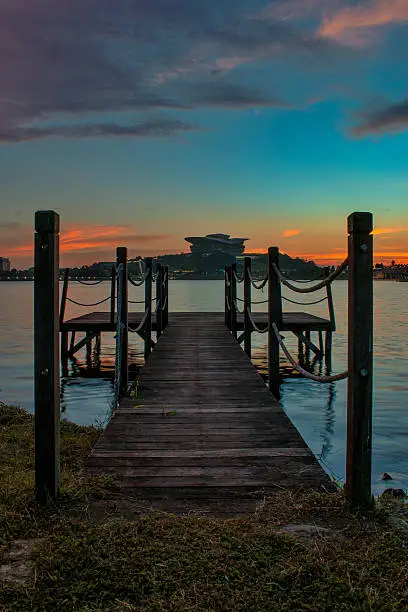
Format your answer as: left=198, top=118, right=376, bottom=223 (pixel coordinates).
left=372, top=227, right=408, bottom=235
left=4, top=221, right=408, bottom=268
left=282, top=229, right=302, bottom=238
left=5, top=223, right=174, bottom=267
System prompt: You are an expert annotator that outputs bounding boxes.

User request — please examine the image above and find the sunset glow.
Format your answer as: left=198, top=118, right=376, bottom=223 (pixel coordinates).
left=1, top=1, right=408, bottom=269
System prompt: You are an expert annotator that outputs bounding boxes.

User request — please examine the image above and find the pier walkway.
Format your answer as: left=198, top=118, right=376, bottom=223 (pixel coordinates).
left=34, top=210, right=374, bottom=510
left=87, top=313, right=333, bottom=514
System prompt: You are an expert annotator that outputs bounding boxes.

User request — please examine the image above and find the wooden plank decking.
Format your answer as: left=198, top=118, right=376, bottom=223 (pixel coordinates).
left=87, top=313, right=334, bottom=515
left=63, top=311, right=331, bottom=332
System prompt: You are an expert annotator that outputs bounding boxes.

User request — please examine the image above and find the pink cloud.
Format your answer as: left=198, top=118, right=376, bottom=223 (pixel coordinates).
left=319, top=0, right=408, bottom=47
left=282, top=229, right=302, bottom=238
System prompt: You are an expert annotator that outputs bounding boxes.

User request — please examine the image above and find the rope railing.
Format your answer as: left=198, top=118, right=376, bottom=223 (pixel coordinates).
left=272, top=323, right=348, bottom=383
left=282, top=295, right=328, bottom=306
left=273, top=258, right=348, bottom=294
left=233, top=299, right=244, bottom=315
left=128, top=296, right=157, bottom=304
left=73, top=278, right=105, bottom=285
left=248, top=269, right=268, bottom=290
left=247, top=307, right=269, bottom=334
left=128, top=308, right=150, bottom=334
left=233, top=270, right=244, bottom=284
left=278, top=273, right=323, bottom=283
left=66, top=295, right=111, bottom=307
left=236, top=296, right=268, bottom=305
left=128, top=272, right=146, bottom=287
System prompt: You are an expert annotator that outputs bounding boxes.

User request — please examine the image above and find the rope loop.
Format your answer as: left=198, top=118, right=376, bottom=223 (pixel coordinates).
left=282, top=295, right=328, bottom=306
left=273, top=258, right=348, bottom=294
left=73, top=278, right=105, bottom=286
left=233, top=299, right=244, bottom=314
left=66, top=295, right=111, bottom=307
left=128, top=272, right=145, bottom=287
left=236, top=296, right=268, bottom=305
left=272, top=323, right=348, bottom=382
left=247, top=308, right=269, bottom=333
left=128, top=309, right=150, bottom=334
left=233, top=270, right=244, bottom=284
left=248, top=269, right=268, bottom=290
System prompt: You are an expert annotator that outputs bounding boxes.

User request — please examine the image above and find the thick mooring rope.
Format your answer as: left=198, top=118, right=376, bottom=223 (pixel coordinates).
left=128, top=308, right=150, bottom=334
left=247, top=308, right=269, bottom=334
left=272, top=323, right=348, bottom=382
left=272, top=258, right=348, bottom=294
left=248, top=269, right=268, bottom=290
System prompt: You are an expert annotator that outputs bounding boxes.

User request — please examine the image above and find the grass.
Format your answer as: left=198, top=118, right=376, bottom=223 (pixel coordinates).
left=1, top=402, right=408, bottom=611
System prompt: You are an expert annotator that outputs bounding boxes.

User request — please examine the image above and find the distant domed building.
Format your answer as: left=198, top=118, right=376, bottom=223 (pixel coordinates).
left=185, top=234, right=248, bottom=257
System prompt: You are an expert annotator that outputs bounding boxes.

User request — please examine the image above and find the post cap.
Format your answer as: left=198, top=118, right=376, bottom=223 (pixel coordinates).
left=116, top=246, right=128, bottom=262
left=35, top=210, right=60, bottom=233
left=268, top=246, right=279, bottom=259
left=347, top=212, right=373, bottom=234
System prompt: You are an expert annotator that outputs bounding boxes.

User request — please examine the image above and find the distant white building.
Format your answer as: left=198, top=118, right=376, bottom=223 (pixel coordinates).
left=0, top=257, right=10, bottom=272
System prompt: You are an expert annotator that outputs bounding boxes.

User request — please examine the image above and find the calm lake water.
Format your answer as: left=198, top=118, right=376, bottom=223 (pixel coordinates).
left=1, top=279, right=407, bottom=495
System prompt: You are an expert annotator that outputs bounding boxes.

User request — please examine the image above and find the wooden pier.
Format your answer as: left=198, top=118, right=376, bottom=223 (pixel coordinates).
left=87, top=313, right=333, bottom=514
left=34, top=210, right=374, bottom=510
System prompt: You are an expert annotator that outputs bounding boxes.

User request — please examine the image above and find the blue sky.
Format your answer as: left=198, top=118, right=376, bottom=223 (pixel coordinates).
left=1, top=0, right=408, bottom=266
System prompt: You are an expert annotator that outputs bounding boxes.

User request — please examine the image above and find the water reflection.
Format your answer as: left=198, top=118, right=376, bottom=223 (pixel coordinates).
left=1, top=279, right=408, bottom=493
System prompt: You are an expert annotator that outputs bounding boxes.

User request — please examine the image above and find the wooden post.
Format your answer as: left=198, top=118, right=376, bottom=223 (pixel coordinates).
left=144, top=258, right=153, bottom=360
left=267, top=247, right=282, bottom=400
left=59, top=267, right=69, bottom=328
left=34, top=210, right=60, bottom=503
left=156, top=263, right=163, bottom=339
left=298, top=332, right=304, bottom=363
left=116, top=247, right=128, bottom=397
left=225, top=267, right=231, bottom=329
left=346, top=212, right=373, bottom=509
left=86, top=331, right=93, bottom=366
left=244, top=257, right=252, bottom=358
left=163, top=265, right=169, bottom=330
left=69, top=331, right=76, bottom=355
left=230, top=262, right=237, bottom=339
left=318, top=330, right=324, bottom=357
left=305, top=330, right=311, bottom=364
left=110, top=265, right=116, bottom=326
left=325, top=267, right=336, bottom=332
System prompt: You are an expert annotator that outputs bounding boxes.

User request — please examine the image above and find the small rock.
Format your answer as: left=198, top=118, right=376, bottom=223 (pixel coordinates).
left=278, top=524, right=341, bottom=540
left=380, top=488, right=406, bottom=499
left=381, top=473, right=393, bottom=481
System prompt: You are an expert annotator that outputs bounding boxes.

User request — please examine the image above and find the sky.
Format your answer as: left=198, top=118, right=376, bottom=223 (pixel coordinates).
left=1, top=0, right=408, bottom=267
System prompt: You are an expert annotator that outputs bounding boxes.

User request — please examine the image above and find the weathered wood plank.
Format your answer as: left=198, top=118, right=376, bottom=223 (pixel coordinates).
left=86, top=311, right=334, bottom=514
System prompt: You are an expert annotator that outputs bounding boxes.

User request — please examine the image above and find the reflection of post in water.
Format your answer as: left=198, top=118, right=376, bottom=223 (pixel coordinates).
left=93, top=333, right=102, bottom=370
left=319, top=382, right=336, bottom=462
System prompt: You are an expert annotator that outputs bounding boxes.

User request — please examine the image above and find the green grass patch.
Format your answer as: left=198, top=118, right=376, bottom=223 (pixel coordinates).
left=1, top=403, right=407, bottom=611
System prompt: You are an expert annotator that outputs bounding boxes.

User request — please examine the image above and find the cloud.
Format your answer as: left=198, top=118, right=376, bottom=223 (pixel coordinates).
left=0, top=0, right=347, bottom=143
left=187, top=83, right=290, bottom=109
left=319, top=0, right=408, bottom=47
left=0, top=118, right=201, bottom=144
left=351, top=98, right=408, bottom=136
left=372, top=227, right=408, bottom=235
left=8, top=223, right=171, bottom=258
left=282, top=229, right=302, bottom=238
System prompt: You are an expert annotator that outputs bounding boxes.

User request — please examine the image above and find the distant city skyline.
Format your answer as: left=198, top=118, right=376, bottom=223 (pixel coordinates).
left=1, top=1, right=408, bottom=267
